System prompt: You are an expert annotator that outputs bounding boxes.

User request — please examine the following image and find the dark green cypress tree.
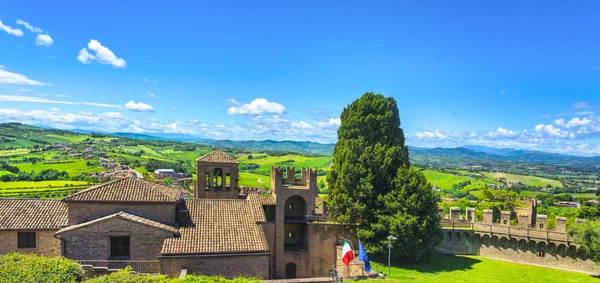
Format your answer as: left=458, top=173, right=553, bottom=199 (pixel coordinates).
left=326, top=92, right=441, bottom=260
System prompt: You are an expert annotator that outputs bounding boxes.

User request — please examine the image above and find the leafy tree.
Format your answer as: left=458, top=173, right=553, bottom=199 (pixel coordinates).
left=326, top=92, right=441, bottom=261
left=577, top=206, right=600, bottom=221
left=570, top=221, right=600, bottom=264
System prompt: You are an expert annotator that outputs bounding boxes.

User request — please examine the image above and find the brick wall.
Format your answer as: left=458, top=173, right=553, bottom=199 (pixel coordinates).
left=59, top=216, right=174, bottom=260
left=275, top=223, right=355, bottom=278
left=160, top=254, right=270, bottom=279
left=67, top=202, right=176, bottom=225
left=0, top=230, right=61, bottom=257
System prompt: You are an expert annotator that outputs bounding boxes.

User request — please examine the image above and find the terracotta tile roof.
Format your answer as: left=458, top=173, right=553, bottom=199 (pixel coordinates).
left=247, top=194, right=266, bottom=223
left=63, top=178, right=182, bottom=202
left=195, top=149, right=239, bottom=164
left=258, top=195, right=276, bottom=206
left=161, top=199, right=269, bottom=255
left=56, top=211, right=178, bottom=234
left=0, top=199, right=67, bottom=230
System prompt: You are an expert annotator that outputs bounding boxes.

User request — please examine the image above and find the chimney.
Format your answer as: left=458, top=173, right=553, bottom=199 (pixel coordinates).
left=178, top=210, right=188, bottom=227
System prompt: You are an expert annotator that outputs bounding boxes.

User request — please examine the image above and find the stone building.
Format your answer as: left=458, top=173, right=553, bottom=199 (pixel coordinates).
left=0, top=150, right=358, bottom=279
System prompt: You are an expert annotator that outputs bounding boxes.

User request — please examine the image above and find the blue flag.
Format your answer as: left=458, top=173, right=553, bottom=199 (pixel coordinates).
left=358, top=240, right=372, bottom=272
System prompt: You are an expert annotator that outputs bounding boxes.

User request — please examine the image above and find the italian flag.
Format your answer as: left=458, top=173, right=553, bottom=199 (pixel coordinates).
left=341, top=241, right=354, bottom=266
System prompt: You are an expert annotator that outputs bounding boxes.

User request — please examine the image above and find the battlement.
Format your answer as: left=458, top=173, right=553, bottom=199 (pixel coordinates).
left=271, top=166, right=318, bottom=191
left=440, top=207, right=585, bottom=241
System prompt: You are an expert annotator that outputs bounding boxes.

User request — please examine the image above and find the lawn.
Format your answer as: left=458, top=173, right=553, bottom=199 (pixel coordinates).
left=12, top=160, right=103, bottom=176
left=484, top=172, right=563, bottom=188
left=368, top=254, right=597, bottom=283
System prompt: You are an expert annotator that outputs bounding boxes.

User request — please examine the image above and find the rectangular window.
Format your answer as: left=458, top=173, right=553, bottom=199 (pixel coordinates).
left=17, top=232, right=36, bottom=248
left=110, top=236, right=130, bottom=259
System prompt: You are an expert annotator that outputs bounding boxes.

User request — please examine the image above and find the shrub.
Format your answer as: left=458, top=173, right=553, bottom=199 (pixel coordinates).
left=0, top=253, right=83, bottom=283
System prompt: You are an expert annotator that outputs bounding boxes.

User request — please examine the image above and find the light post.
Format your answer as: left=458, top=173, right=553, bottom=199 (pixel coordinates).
left=387, top=235, right=397, bottom=278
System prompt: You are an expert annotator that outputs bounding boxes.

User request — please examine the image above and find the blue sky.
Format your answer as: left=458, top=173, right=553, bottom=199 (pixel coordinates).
left=1, top=1, right=600, bottom=155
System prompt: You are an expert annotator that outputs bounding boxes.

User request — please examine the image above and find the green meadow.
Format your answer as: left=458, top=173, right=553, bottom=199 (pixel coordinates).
left=368, top=254, right=597, bottom=283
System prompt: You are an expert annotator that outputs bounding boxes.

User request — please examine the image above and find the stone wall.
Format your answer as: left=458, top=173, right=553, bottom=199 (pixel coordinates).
left=59, top=216, right=175, bottom=260
left=160, top=254, right=270, bottom=279
left=67, top=202, right=176, bottom=225
left=438, top=229, right=600, bottom=274
left=0, top=230, right=61, bottom=257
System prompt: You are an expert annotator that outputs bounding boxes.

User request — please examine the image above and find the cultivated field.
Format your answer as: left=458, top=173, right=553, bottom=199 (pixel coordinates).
left=12, top=160, right=103, bottom=176
left=484, top=172, right=563, bottom=188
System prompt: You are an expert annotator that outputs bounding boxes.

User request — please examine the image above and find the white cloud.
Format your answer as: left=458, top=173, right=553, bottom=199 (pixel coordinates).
left=54, top=94, right=71, bottom=98
left=0, top=20, right=23, bottom=36
left=416, top=129, right=448, bottom=139
left=78, top=40, right=126, bottom=68
left=313, top=118, right=341, bottom=128
left=124, top=101, right=154, bottom=112
left=36, top=34, right=53, bottom=47
left=0, top=65, right=5, bottom=69
left=0, top=68, right=47, bottom=85
left=292, top=121, right=314, bottom=130
left=49, top=107, right=60, bottom=112
left=77, top=48, right=95, bottom=64
left=146, top=92, right=155, bottom=98
left=0, top=94, right=120, bottom=108
left=143, top=78, right=158, bottom=83
left=227, top=98, right=286, bottom=115
left=15, top=19, right=43, bottom=33
left=226, top=98, right=241, bottom=106
left=565, top=117, right=592, bottom=128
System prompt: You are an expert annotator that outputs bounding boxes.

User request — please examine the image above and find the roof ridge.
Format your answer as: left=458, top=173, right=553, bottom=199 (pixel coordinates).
left=63, top=178, right=123, bottom=200
left=136, top=178, right=180, bottom=200
left=56, top=210, right=178, bottom=234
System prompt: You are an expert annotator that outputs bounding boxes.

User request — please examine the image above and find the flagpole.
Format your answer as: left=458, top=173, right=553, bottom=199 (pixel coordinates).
left=387, top=235, right=397, bottom=278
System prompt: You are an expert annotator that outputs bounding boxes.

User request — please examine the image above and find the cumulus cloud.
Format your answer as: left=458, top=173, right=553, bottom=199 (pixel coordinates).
left=36, top=34, right=53, bottom=47
left=0, top=20, right=23, bottom=36
left=0, top=94, right=120, bottom=108
left=15, top=19, right=43, bottom=33
left=78, top=40, right=126, bottom=68
left=0, top=68, right=48, bottom=85
left=313, top=118, right=341, bottom=128
left=124, top=101, right=154, bottom=112
left=227, top=98, right=286, bottom=115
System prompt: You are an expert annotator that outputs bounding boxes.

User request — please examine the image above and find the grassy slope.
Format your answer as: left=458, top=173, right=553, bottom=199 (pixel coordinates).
left=422, top=170, right=491, bottom=191
left=237, top=154, right=332, bottom=175
left=239, top=172, right=270, bottom=188
left=368, top=254, right=596, bottom=283
left=12, top=160, right=103, bottom=176
left=485, top=172, right=563, bottom=188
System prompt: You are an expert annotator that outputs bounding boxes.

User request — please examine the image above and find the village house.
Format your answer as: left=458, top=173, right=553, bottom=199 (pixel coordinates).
left=0, top=150, right=358, bottom=279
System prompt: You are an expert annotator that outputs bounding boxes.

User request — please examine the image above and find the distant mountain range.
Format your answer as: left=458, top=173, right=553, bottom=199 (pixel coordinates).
left=3, top=123, right=600, bottom=165
left=409, top=145, right=600, bottom=167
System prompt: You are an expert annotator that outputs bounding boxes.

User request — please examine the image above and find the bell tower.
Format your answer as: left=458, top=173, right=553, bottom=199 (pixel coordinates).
left=194, top=149, right=239, bottom=199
